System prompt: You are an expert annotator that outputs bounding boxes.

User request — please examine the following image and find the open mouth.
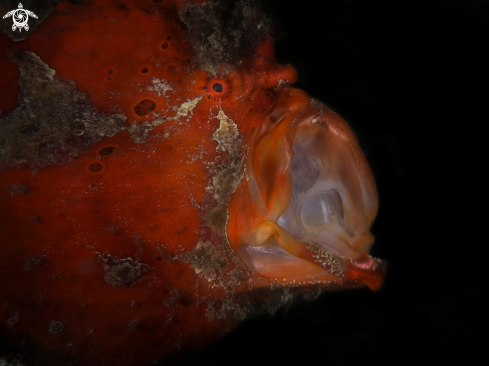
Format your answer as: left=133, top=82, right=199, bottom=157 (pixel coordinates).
left=227, top=88, right=384, bottom=290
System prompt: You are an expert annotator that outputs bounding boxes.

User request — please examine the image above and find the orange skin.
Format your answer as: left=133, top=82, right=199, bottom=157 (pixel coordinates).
left=0, top=0, right=383, bottom=364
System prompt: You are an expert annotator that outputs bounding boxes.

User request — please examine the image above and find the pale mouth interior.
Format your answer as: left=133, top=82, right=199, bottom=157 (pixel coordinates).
left=235, top=123, right=377, bottom=282
left=277, top=131, right=363, bottom=260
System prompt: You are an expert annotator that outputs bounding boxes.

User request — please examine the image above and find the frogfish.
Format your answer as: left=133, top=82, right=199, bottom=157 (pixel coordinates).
left=0, top=0, right=385, bottom=364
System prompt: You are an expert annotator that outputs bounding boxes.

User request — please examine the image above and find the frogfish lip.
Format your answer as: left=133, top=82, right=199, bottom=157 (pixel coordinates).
left=227, top=88, right=385, bottom=290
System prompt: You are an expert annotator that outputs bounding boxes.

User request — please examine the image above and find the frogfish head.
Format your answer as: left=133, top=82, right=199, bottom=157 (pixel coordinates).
left=0, top=0, right=385, bottom=363
left=227, top=87, right=383, bottom=290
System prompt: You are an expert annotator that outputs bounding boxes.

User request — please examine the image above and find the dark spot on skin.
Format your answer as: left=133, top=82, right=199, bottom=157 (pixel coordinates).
left=174, top=225, right=188, bottom=236
left=141, top=67, right=149, bottom=73
left=167, top=35, right=172, bottom=41
left=165, top=145, right=174, bottom=151
left=116, top=4, right=129, bottom=11
left=48, top=320, right=66, bottom=334
left=98, top=145, right=116, bottom=156
left=155, top=256, right=162, bottom=262
left=212, top=83, right=223, bottom=93
left=152, top=0, right=165, bottom=3
left=149, top=224, right=160, bottom=232
left=134, top=99, right=156, bottom=116
left=167, top=65, right=176, bottom=74
left=107, top=77, right=111, bottom=80
left=107, top=69, right=114, bottom=74
left=161, top=42, right=169, bottom=50
left=88, top=162, right=104, bottom=173
left=179, top=297, right=192, bottom=306
left=30, top=216, right=42, bottom=223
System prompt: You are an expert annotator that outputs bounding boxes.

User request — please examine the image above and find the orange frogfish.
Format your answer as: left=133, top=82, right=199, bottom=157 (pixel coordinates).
left=0, top=0, right=385, bottom=364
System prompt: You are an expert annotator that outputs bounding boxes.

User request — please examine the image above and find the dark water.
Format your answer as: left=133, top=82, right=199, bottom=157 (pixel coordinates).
left=169, top=0, right=486, bottom=364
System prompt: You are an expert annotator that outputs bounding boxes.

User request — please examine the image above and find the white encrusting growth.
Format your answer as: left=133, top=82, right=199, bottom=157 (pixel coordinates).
left=174, top=96, right=202, bottom=119
left=212, top=109, right=240, bottom=154
left=148, top=78, right=172, bottom=96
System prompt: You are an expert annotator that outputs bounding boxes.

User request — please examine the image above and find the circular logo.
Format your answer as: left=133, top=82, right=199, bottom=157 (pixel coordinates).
left=2, top=3, right=38, bottom=32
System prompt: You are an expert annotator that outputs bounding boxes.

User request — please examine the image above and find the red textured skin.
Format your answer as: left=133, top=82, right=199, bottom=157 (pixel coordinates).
left=0, top=0, right=298, bottom=364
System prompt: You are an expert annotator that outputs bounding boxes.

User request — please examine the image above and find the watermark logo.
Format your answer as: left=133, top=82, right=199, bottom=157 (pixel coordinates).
left=2, top=3, right=38, bottom=32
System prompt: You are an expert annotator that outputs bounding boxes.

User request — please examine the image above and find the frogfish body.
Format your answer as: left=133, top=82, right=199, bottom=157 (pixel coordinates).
left=0, top=0, right=385, bottom=364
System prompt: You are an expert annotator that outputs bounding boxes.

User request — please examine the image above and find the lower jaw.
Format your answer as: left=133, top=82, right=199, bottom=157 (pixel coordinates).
left=227, top=88, right=384, bottom=290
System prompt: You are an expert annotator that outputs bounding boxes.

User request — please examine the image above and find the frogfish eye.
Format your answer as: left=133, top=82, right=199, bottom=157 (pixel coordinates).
left=206, top=78, right=230, bottom=99
left=212, top=83, right=223, bottom=93
left=227, top=88, right=384, bottom=290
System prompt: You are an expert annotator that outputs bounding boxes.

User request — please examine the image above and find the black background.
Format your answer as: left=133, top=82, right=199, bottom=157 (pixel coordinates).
left=168, top=0, right=486, bottom=365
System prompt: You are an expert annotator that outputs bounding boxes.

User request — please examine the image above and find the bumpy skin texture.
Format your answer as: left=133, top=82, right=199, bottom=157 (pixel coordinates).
left=0, top=0, right=383, bottom=365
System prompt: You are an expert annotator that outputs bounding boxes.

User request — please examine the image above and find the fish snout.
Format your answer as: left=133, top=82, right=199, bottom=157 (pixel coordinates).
left=227, top=88, right=385, bottom=290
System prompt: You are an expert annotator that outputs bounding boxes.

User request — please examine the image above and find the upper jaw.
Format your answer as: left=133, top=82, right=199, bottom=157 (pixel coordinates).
left=227, top=88, right=384, bottom=290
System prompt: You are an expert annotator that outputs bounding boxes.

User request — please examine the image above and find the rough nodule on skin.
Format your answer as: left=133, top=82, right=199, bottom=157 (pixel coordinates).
left=47, top=320, right=66, bottom=335
left=0, top=51, right=127, bottom=171
left=178, top=0, right=271, bottom=75
left=0, top=0, right=83, bottom=41
left=96, top=252, right=150, bottom=288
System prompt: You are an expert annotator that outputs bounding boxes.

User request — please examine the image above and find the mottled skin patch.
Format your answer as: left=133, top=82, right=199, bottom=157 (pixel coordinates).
left=178, top=0, right=270, bottom=75
left=0, top=51, right=127, bottom=171
left=96, top=252, right=150, bottom=287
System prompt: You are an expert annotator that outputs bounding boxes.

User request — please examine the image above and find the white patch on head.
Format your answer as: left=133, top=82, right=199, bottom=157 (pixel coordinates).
left=212, top=109, right=240, bottom=154
left=174, top=96, right=202, bottom=120
left=148, top=78, right=172, bottom=96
